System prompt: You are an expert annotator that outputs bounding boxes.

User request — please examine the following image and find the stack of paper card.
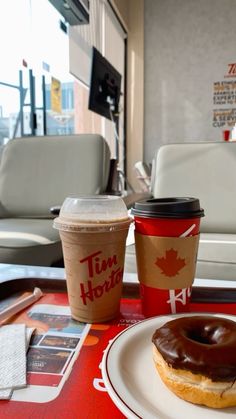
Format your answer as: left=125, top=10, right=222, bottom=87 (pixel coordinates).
left=0, top=324, right=34, bottom=400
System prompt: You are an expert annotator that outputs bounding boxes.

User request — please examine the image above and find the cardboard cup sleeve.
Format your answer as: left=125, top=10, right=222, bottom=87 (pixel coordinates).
left=135, top=232, right=200, bottom=290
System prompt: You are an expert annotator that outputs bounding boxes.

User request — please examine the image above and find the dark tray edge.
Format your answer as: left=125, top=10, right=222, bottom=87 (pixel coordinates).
left=0, top=277, right=236, bottom=303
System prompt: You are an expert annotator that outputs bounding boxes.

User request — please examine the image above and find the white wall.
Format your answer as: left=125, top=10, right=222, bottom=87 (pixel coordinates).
left=144, top=0, right=236, bottom=164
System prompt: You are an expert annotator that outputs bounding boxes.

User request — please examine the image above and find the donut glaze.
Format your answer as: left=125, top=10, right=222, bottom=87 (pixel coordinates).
left=152, top=316, right=236, bottom=382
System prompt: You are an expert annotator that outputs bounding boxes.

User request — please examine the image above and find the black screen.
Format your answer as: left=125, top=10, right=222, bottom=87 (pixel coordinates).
left=88, top=47, right=122, bottom=120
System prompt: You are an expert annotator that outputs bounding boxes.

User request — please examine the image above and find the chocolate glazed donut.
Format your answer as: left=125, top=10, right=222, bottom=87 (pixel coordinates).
left=152, top=316, right=236, bottom=408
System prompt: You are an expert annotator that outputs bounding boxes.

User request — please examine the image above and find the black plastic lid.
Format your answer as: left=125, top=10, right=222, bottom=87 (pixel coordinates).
left=131, top=197, right=204, bottom=219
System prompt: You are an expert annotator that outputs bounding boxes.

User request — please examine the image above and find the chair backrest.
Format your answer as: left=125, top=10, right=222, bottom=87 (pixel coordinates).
left=152, top=141, right=236, bottom=233
left=0, top=134, right=110, bottom=217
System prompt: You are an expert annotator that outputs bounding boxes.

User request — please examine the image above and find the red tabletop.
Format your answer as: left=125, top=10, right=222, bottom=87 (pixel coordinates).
left=0, top=292, right=236, bottom=418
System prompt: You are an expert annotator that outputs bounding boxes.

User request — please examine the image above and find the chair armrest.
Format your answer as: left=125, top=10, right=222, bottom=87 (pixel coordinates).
left=50, top=206, right=61, bottom=216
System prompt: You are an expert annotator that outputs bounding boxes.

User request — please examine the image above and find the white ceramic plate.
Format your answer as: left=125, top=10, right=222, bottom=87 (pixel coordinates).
left=102, top=313, right=236, bottom=419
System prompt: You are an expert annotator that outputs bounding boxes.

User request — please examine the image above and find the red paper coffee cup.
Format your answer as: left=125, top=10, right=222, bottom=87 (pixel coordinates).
left=131, top=197, right=204, bottom=317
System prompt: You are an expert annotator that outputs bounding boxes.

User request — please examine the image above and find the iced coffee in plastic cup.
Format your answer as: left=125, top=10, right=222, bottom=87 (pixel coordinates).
left=132, top=197, right=204, bottom=317
left=53, top=195, right=131, bottom=323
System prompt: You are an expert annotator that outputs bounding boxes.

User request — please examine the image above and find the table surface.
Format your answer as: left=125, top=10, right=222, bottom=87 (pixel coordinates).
left=0, top=263, right=236, bottom=418
left=0, top=262, right=235, bottom=289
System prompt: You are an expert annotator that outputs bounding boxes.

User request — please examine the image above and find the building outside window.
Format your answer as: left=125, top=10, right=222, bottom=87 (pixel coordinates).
left=0, top=0, right=126, bottom=172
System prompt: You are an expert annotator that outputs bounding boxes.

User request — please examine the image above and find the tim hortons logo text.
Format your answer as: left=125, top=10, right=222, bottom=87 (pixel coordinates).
left=167, top=287, right=192, bottom=314
left=79, top=251, right=123, bottom=305
left=225, top=63, right=236, bottom=78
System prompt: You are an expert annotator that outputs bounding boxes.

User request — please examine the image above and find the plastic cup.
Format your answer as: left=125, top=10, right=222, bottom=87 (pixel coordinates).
left=223, top=130, right=230, bottom=141
left=53, top=195, right=132, bottom=323
left=131, top=197, right=204, bottom=317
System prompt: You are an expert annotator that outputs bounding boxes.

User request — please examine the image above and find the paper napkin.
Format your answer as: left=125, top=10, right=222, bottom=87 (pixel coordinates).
left=0, top=324, right=35, bottom=399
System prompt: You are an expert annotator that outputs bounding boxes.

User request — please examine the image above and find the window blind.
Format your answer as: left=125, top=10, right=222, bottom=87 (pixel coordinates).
left=69, top=0, right=102, bottom=86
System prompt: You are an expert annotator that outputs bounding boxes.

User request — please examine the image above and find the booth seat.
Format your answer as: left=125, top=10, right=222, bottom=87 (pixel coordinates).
left=125, top=141, right=236, bottom=281
left=0, top=134, right=111, bottom=266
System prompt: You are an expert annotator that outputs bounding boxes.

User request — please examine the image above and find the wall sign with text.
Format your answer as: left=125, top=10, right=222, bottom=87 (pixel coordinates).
left=213, top=63, right=236, bottom=128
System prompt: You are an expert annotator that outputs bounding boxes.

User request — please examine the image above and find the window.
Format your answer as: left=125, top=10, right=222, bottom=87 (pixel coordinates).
left=0, top=0, right=126, bottom=172
left=69, top=0, right=126, bottom=166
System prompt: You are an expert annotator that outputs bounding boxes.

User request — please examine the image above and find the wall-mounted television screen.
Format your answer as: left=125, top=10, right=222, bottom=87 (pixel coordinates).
left=88, top=47, right=122, bottom=121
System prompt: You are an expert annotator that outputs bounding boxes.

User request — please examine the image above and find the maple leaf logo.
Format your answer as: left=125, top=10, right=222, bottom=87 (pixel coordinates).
left=155, top=248, right=186, bottom=277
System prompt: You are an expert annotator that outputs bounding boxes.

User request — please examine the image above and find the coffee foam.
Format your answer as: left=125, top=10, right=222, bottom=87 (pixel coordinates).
left=53, top=195, right=132, bottom=232
left=53, top=216, right=132, bottom=233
